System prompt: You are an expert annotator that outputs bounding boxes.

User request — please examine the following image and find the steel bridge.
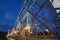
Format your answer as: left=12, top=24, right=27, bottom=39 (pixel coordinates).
left=7, top=0, right=60, bottom=40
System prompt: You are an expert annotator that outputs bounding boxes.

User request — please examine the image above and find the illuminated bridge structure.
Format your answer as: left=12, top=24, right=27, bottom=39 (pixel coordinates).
left=7, top=0, right=60, bottom=40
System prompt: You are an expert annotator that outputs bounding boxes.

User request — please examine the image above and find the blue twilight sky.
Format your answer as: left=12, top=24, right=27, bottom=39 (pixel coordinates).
left=0, top=0, right=59, bottom=32
left=0, top=0, right=24, bottom=32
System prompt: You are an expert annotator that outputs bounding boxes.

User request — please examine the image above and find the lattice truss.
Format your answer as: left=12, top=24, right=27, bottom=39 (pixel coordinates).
left=10, top=0, right=60, bottom=35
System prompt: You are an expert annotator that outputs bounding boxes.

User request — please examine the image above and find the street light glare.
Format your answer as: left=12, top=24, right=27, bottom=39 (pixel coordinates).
left=24, top=25, right=30, bottom=30
left=14, top=30, right=18, bottom=34
left=46, top=29, right=49, bottom=32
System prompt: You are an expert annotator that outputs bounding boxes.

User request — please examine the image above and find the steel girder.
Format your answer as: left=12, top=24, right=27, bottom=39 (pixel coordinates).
left=13, top=0, right=59, bottom=34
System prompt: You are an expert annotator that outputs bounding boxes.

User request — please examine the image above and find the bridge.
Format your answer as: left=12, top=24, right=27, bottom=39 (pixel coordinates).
left=6, top=0, right=60, bottom=40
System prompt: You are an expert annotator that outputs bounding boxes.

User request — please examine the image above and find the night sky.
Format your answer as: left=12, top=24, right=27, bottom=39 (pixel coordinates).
left=0, top=0, right=24, bottom=32
left=0, top=0, right=59, bottom=33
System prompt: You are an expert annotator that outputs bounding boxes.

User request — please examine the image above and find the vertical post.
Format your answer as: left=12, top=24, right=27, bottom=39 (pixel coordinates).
left=27, top=13, right=28, bottom=25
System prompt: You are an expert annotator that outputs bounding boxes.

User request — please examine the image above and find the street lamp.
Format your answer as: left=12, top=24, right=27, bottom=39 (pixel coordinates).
left=46, top=29, right=49, bottom=32
left=14, top=30, right=18, bottom=34
left=24, top=24, right=31, bottom=33
left=25, top=25, right=30, bottom=30
left=46, top=29, right=50, bottom=35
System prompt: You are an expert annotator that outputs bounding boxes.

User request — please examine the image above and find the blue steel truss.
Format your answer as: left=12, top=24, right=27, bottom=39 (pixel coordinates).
left=13, top=0, right=60, bottom=34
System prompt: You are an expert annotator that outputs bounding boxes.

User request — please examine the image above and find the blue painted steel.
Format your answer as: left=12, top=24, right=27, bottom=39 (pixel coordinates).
left=21, top=0, right=59, bottom=33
